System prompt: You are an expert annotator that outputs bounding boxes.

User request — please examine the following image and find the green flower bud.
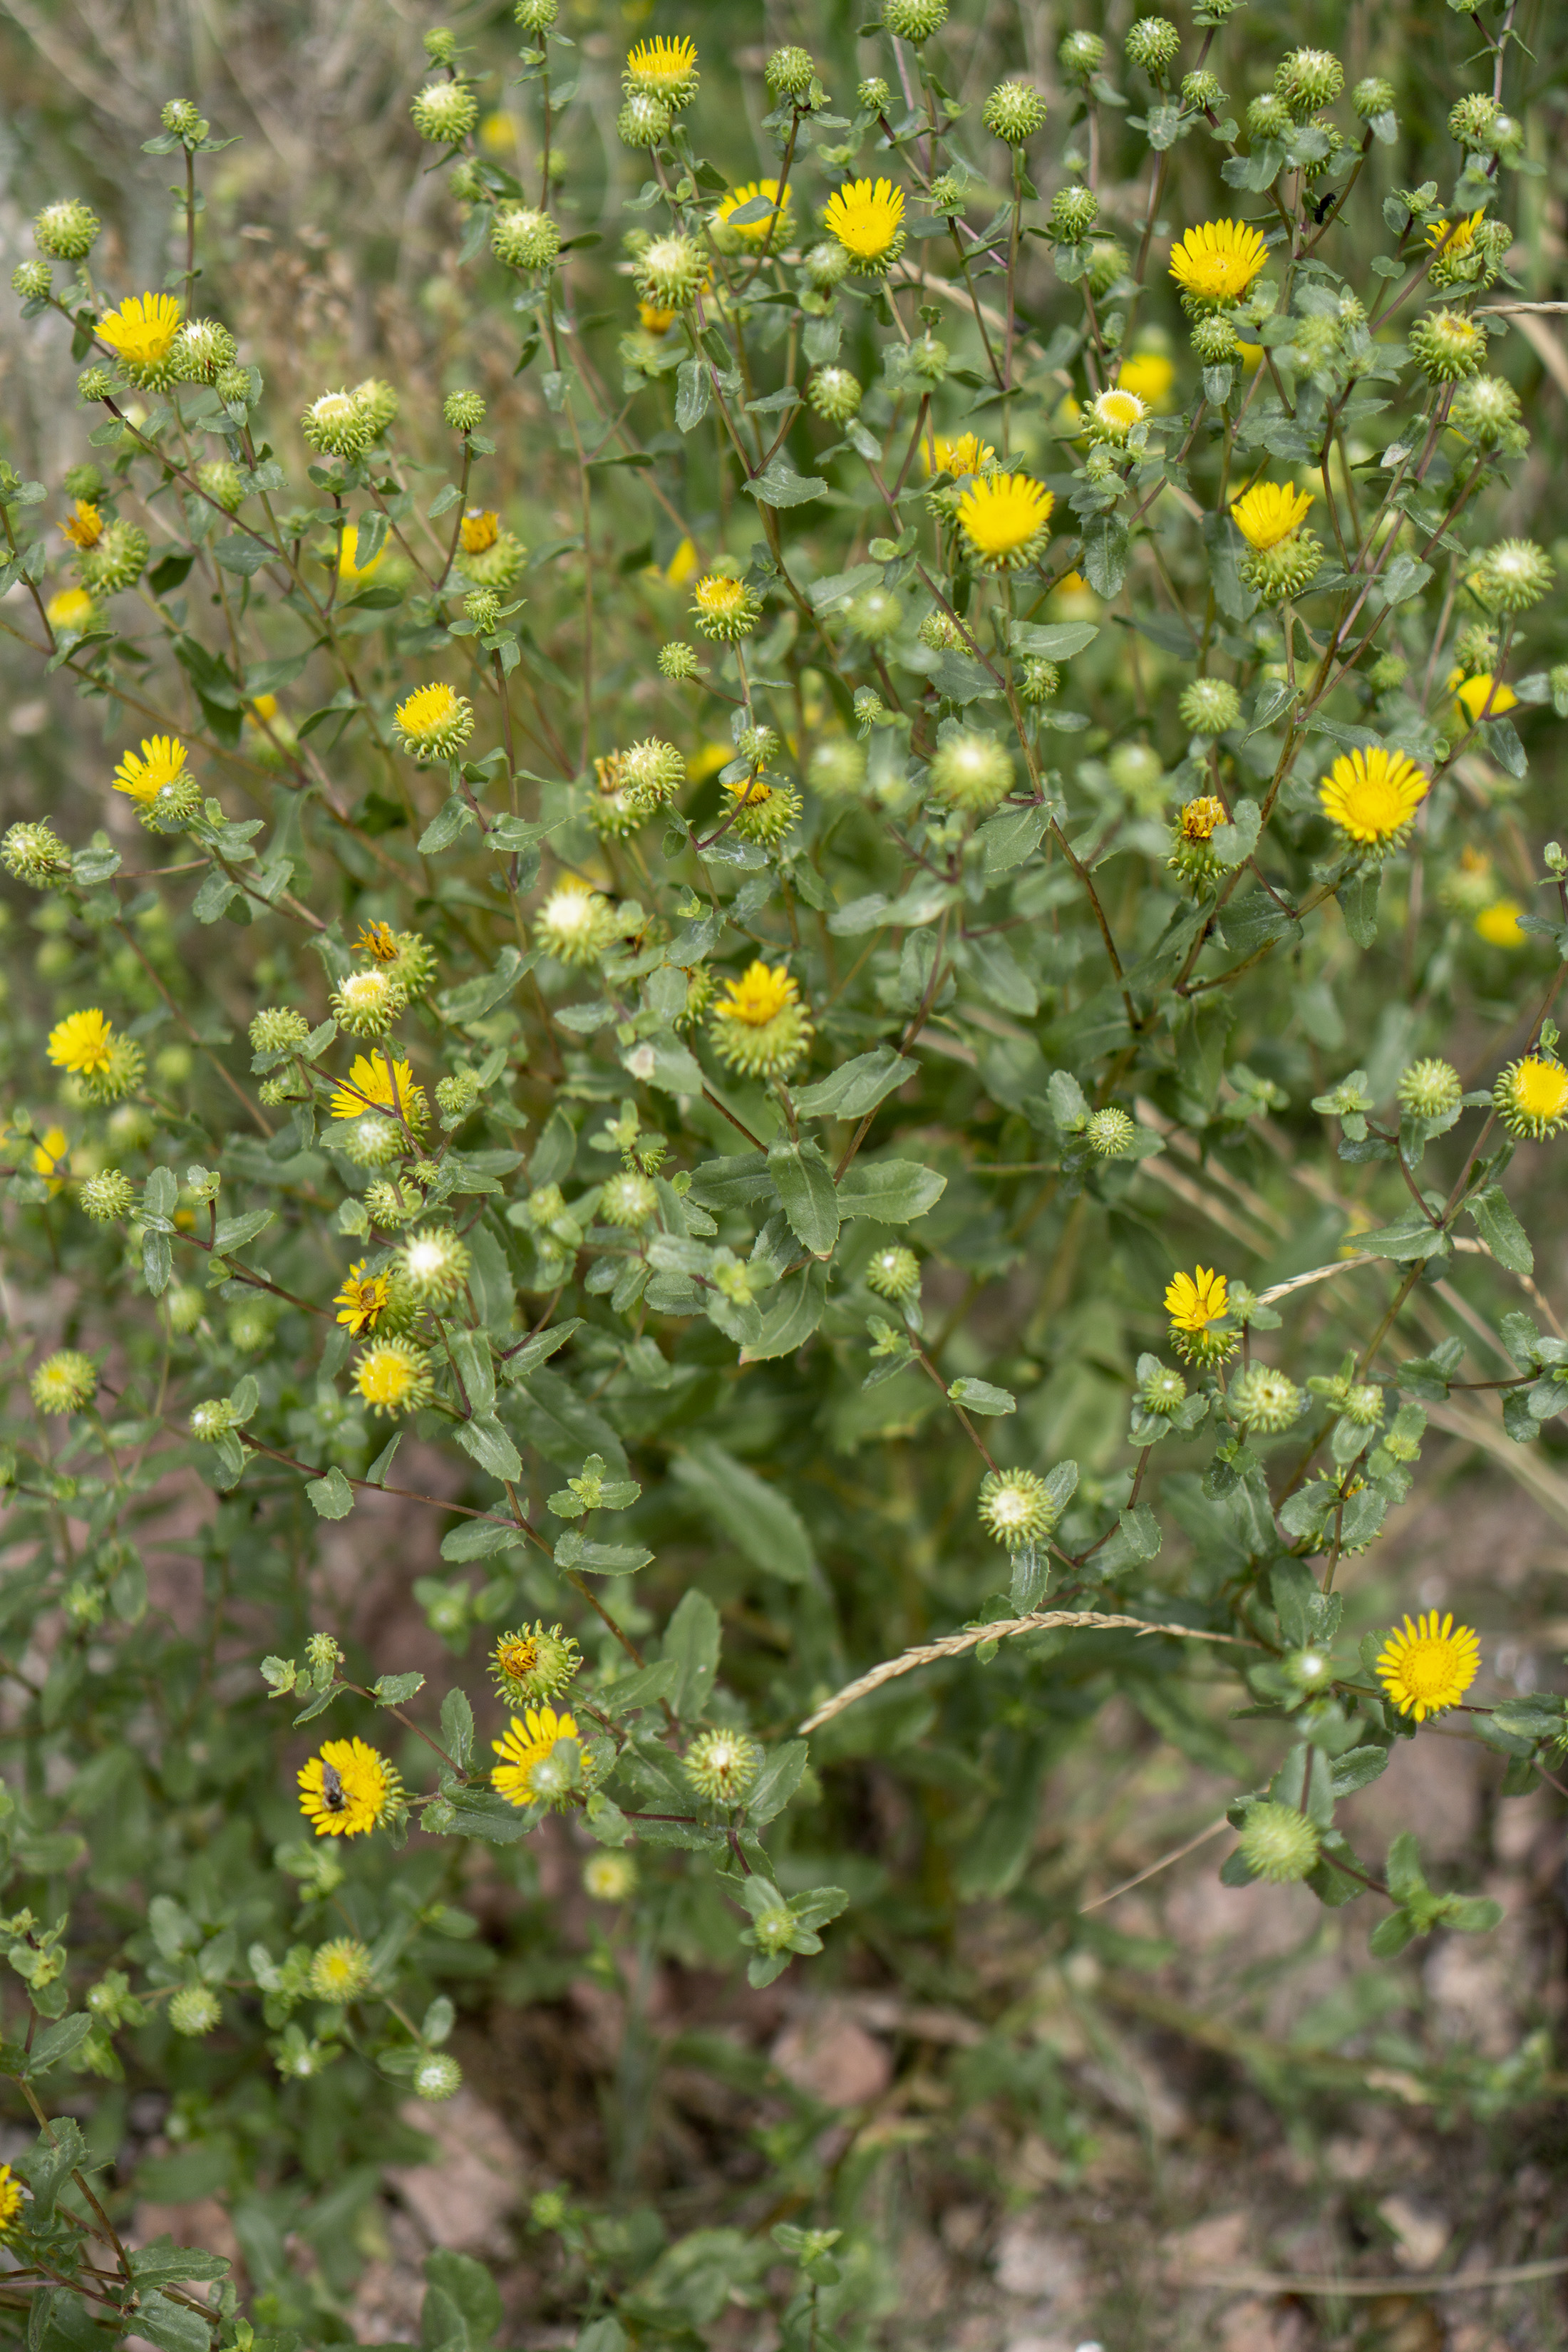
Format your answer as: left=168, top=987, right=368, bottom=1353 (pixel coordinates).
left=363, top=1180, right=421, bottom=1229
left=300, top=388, right=371, bottom=459
left=658, top=641, right=701, bottom=681
left=1085, top=1107, right=1138, bottom=1157
left=599, top=1171, right=659, bottom=1229
left=1242, top=531, right=1326, bottom=604
left=977, top=1468, right=1062, bottom=1551
left=249, top=1007, right=311, bottom=1054
left=1181, top=68, right=1225, bottom=111
left=845, top=585, right=904, bottom=643
left=172, top=318, right=237, bottom=383
left=162, top=98, right=206, bottom=139
left=515, top=0, right=559, bottom=28
left=1397, top=1058, right=1463, bottom=1119
left=443, top=388, right=486, bottom=433
left=621, top=736, right=686, bottom=807
left=2, top=820, right=72, bottom=887
left=78, top=520, right=149, bottom=595
left=808, top=737, right=867, bottom=798
left=1473, top=538, right=1554, bottom=614
left=881, top=0, right=947, bottom=42
left=31, top=1351, right=96, bottom=1415
left=1275, top=47, right=1343, bottom=119
left=423, top=26, right=458, bottom=64
left=1018, top=657, right=1060, bottom=704
left=215, top=363, right=254, bottom=409
left=411, top=81, right=479, bottom=145
left=1124, top=16, right=1180, bottom=78
left=617, top=91, right=671, bottom=148
left=1138, top=1361, right=1187, bottom=1415
left=491, top=204, right=560, bottom=270
left=636, top=231, right=706, bottom=309
left=33, top=197, right=100, bottom=259
left=983, top=78, right=1048, bottom=143
left=866, top=1244, right=920, bottom=1301
left=1085, top=238, right=1129, bottom=299
left=1179, top=677, right=1242, bottom=736
left=11, top=260, right=51, bottom=301
left=857, top=76, right=891, bottom=113
left=397, top=1226, right=471, bottom=1305
left=1448, top=92, right=1499, bottom=150
left=1410, top=309, right=1487, bottom=383
left=196, top=458, right=244, bottom=511
left=1058, top=29, right=1106, bottom=82
left=1237, top=1801, right=1319, bottom=1883
left=413, top=2053, right=463, bottom=2100
left=1048, top=185, right=1099, bottom=241
left=929, top=729, right=1012, bottom=813
left=169, top=1984, right=221, bottom=2036
left=904, top=331, right=949, bottom=381
left=808, top=365, right=862, bottom=423
left=683, top=1728, right=763, bottom=1802
left=800, top=238, right=853, bottom=294
left=765, top=45, right=815, bottom=98
left=80, top=1170, right=135, bottom=1223
left=1227, top=1363, right=1303, bottom=1433
left=76, top=365, right=113, bottom=403
left=1245, top=93, right=1291, bottom=141
left=464, top=587, right=502, bottom=633
left=1353, top=76, right=1396, bottom=121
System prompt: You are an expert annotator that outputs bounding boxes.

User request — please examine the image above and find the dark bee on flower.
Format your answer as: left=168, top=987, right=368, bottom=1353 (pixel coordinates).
left=319, top=1760, right=346, bottom=1813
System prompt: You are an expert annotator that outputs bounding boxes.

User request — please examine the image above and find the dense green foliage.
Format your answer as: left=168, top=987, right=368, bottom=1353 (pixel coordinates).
left=0, top=0, right=1566, bottom=2343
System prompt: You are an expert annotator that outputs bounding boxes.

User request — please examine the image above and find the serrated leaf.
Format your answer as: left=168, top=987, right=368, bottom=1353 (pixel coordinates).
left=305, top=1467, right=354, bottom=1520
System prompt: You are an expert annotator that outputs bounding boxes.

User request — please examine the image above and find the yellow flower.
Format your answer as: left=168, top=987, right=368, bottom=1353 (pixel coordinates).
left=1449, top=670, right=1518, bottom=726
left=393, top=681, right=474, bottom=758
left=97, top=292, right=182, bottom=368
left=1425, top=210, right=1485, bottom=257
left=1168, top=219, right=1269, bottom=306
left=32, top=1127, right=71, bottom=1197
left=1178, top=795, right=1227, bottom=843
left=664, top=535, right=700, bottom=585
left=624, top=35, right=699, bottom=105
left=822, top=176, right=906, bottom=267
left=1475, top=899, right=1525, bottom=947
left=925, top=430, right=996, bottom=479
left=1165, top=1265, right=1228, bottom=1331
left=113, top=734, right=189, bottom=806
left=458, top=508, right=500, bottom=554
left=956, top=471, right=1055, bottom=569
left=492, top=1705, right=580, bottom=1807
left=1376, top=1612, right=1480, bottom=1722
left=1088, top=387, right=1146, bottom=442
left=334, top=1261, right=391, bottom=1334
left=1117, top=351, right=1175, bottom=408
left=337, top=522, right=385, bottom=582
left=480, top=110, right=516, bottom=155
left=1236, top=340, right=1264, bottom=372
left=691, top=571, right=760, bottom=640
left=711, top=178, right=792, bottom=249
left=297, top=1737, right=400, bottom=1837
left=638, top=299, right=676, bottom=335
left=716, top=961, right=797, bottom=1028
left=46, top=587, right=97, bottom=631
left=356, top=920, right=401, bottom=962
left=354, top=1339, right=432, bottom=1415
left=1494, top=1053, right=1568, bottom=1138
left=329, top=1053, right=423, bottom=1121
left=61, top=500, right=103, bottom=550
left=48, top=1009, right=116, bottom=1078
left=0, top=2165, right=21, bottom=2232
left=1319, top=747, right=1429, bottom=848
left=1230, top=481, right=1314, bottom=551
left=309, top=1936, right=373, bottom=1999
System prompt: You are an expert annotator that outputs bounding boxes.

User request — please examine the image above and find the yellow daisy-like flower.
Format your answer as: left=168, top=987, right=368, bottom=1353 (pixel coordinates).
left=47, top=1008, right=116, bottom=1078
left=1168, top=219, right=1269, bottom=308
left=492, top=1705, right=581, bottom=1807
left=1494, top=1053, right=1568, bottom=1139
left=354, top=1339, right=432, bottom=1416
left=297, top=1737, right=400, bottom=1838
left=1475, top=899, right=1525, bottom=947
left=355, top=921, right=401, bottom=963
left=308, top=1936, right=373, bottom=2000
left=1449, top=670, right=1518, bottom=726
left=329, top=1053, right=422, bottom=1122
left=956, top=471, right=1055, bottom=569
left=822, top=176, right=907, bottom=270
left=691, top=571, right=761, bottom=641
left=711, top=178, right=793, bottom=251
left=393, top=681, right=475, bottom=760
left=1230, top=481, right=1314, bottom=552
left=1178, top=795, right=1227, bottom=843
left=1376, top=1611, right=1480, bottom=1722
left=925, top=431, right=996, bottom=479
left=0, top=2165, right=21, bottom=2233
left=32, top=1127, right=71, bottom=1197
left=1117, top=351, right=1176, bottom=408
left=716, top=961, right=797, bottom=1028
left=1165, top=1265, right=1228, bottom=1331
left=1425, top=210, right=1485, bottom=258
left=624, top=34, right=699, bottom=106
left=639, top=300, right=676, bottom=335
left=46, top=587, right=97, bottom=631
left=113, top=735, right=189, bottom=807
left=334, top=1261, right=391, bottom=1334
left=97, top=291, right=182, bottom=369
left=1087, top=387, right=1147, bottom=443
left=337, top=522, right=386, bottom=582
left=458, top=508, right=500, bottom=554
left=1319, top=747, right=1429, bottom=849
left=61, top=500, right=103, bottom=550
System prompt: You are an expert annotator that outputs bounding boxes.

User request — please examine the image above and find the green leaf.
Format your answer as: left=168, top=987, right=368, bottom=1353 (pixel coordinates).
left=373, top=1672, right=426, bottom=1706
left=454, top=1415, right=524, bottom=1484
left=739, top=1262, right=827, bottom=1362
left=552, top=1533, right=652, bottom=1574
left=440, top=1688, right=475, bottom=1771
left=746, top=1740, right=809, bottom=1824
left=135, top=2294, right=215, bottom=2352
left=1336, top=867, right=1381, bottom=949
left=745, top=460, right=828, bottom=507
left=440, top=1515, right=524, bottom=1562
left=836, top=1159, right=947, bottom=1223
left=1329, top=1744, right=1390, bottom=1797
left=1368, top=1907, right=1417, bottom=1958
left=24, top=2012, right=93, bottom=2077
left=768, top=1140, right=840, bottom=1257
left=1466, top=1183, right=1533, bottom=1276
left=305, top=1467, right=354, bottom=1520
left=793, top=1047, right=917, bottom=1120
left=671, top=1440, right=815, bottom=1582
left=663, top=1588, right=721, bottom=1720
left=947, top=1377, right=1016, bottom=1417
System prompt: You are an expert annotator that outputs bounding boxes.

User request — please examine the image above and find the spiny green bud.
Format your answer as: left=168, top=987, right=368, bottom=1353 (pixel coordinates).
left=1085, top=238, right=1129, bottom=298
left=1353, top=76, right=1396, bottom=121
left=63, top=464, right=103, bottom=502
left=435, top=1070, right=483, bottom=1128
left=215, top=363, right=254, bottom=409
left=515, top=0, right=558, bottom=27
left=1227, top=1363, right=1303, bottom=1433
left=172, top=318, right=237, bottom=383
left=617, top=91, right=671, bottom=148
left=1048, top=185, right=1099, bottom=241
left=162, top=98, right=207, bottom=140
left=1473, top=538, right=1554, bottom=614
left=77, top=366, right=113, bottom=403
left=1018, top=658, right=1060, bottom=704
left=658, top=641, right=701, bottom=681
left=801, top=238, right=853, bottom=294
left=621, top=736, right=686, bottom=806
left=857, top=76, right=891, bottom=113
left=929, top=730, right=1012, bottom=813
left=304, top=1631, right=343, bottom=1676
left=301, top=389, right=371, bottom=459
left=249, top=1006, right=311, bottom=1054
left=169, top=1984, right=221, bottom=2036
left=491, top=204, right=560, bottom=269
left=2, top=820, right=72, bottom=887
left=443, top=388, right=486, bottom=433
left=189, top=1398, right=239, bottom=1442
left=1285, top=1646, right=1335, bottom=1693
left=397, top=1226, right=471, bottom=1304
left=1180, top=677, right=1242, bottom=736
left=1410, top=309, right=1487, bottom=383
left=80, top=1170, right=135, bottom=1222
left=363, top=1180, right=421, bottom=1228
left=1448, top=92, right=1499, bottom=150
left=1275, top=47, right=1343, bottom=119
left=983, top=78, right=1048, bottom=143
left=905, top=331, right=949, bottom=381
left=1190, top=316, right=1237, bottom=371
left=808, top=737, right=867, bottom=798
left=808, top=365, right=862, bottom=423
left=1398, top=1058, right=1462, bottom=1118
left=78, top=520, right=148, bottom=595
left=31, top=1351, right=96, bottom=1415
left=33, top=197, right=100, bottom=259
left=751, top=1903, right=797, bottom=1954
left=1242, top=530, right=1325, bottom=604
left=765, top=45, right=815, bottom=98
left=1237, top=1801, right=1319, bottom=1884
left=977, top=1468, right=1061, bottom=1551
left=882, top=0, right=947, bottom=42
left=1086, top=1106, right=1138, bottom=1157
left=423, top=26, right=458, bottom=64
left=464, top=587, right=502, bottom=633
left=599, top=1170, right=659, bottom=1229
left=926, top=170, right=967, bottom=212
left=1058, top=29, right=1106, bottom=82
left=165, top=1284, right=205, bottom=1336
left=684, top=1728, right=763, bottom=1803
left=1368, top=654, right=1407, bottom=693
left=1124, top=16, right=1180, bottom=78
left=11, top=260, right=51, bottom=301
left=1339, top=1382, right=1384, bottom=1428
left=197, top=458, right=244, bottom=510
left=846, top=585, right=904, bottom=643
left=1138, top=1361, right=1187, bottom=1415
left=866, top=1244, right=920, bottom=1301
left=1246, top=93, right=1291, bottom=141
left=411, top=81, right=479, bottom=145
left=636, top=231, right=706, bottom=309
left=331, top=967, right=407, bottom=1038
left=1181, top=68, right=1225, bottom=111
left=413, top=2053, right=463, bottom=2100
